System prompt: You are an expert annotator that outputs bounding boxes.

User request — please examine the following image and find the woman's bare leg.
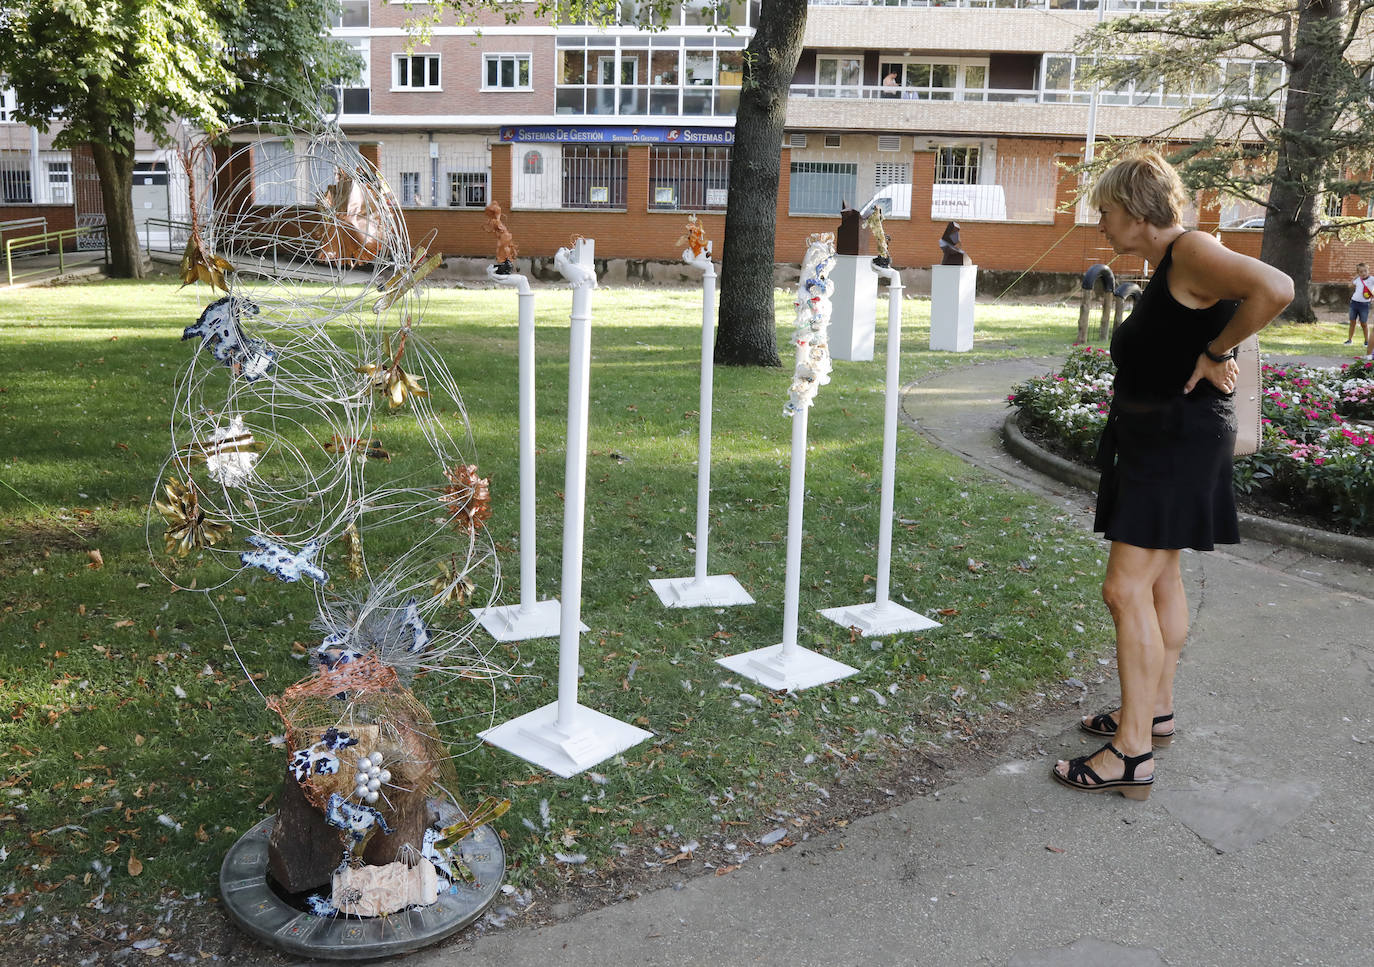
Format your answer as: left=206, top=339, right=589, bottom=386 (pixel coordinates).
left=1058, top=542, right=1178, bottom=782
left=1150, top=557, right=1188, bottom=719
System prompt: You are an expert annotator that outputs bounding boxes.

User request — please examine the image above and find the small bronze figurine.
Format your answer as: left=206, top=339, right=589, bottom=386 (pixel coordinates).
left=836, top=201, right=865, bottom=256
left=939, top=221, right=970, bottom=266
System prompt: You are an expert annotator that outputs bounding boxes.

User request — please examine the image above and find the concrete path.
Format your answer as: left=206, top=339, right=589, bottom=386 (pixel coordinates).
left=406, top=356, right=1374, bottom=967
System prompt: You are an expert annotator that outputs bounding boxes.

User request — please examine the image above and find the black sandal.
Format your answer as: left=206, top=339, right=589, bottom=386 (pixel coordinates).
left=1052, top=742, right=1154, bottom=800
left=1080, top=711, right=1175, bottom=748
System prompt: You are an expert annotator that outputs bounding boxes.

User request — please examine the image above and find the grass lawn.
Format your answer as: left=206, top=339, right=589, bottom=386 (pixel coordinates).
left=0, top=277, right=1340, bottom=951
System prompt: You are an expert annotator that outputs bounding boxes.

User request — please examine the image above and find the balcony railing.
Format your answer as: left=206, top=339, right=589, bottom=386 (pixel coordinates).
left=790, top=82, right=1043, bottom=103
left=789, top=82, right=1270, bottom=110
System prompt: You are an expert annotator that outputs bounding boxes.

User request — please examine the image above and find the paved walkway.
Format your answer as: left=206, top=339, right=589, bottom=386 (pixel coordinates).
left=409, top=356, right=1374, bottom=967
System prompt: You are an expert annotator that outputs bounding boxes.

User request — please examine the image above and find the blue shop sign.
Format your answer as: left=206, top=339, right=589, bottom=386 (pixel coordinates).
left=499, top=126, right=734, bottom=145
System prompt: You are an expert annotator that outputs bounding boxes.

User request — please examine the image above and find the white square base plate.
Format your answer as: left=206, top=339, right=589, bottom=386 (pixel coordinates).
left=471, top=599, right=588, bottom=642
left=716, top=643, right=859, bottom=692
left=818, top=601, right=942, bottom=636
left=480, top=701, right=652, bottom=779
left=649, top=574, right=755, bottom=608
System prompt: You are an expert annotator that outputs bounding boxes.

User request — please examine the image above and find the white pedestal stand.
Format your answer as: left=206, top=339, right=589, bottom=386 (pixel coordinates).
left=820, top=265, right=942, bottom=637
left=717, top=409, right=858, bottom=692
left=650, top=243, right=754, bottom=610
left=481, top=240, right=650, bottom=777
left=827, top=254, right=878, bottom=361
left=930, top=263, right=977, bottom=352
left=471, top=266, right=584, bottom=642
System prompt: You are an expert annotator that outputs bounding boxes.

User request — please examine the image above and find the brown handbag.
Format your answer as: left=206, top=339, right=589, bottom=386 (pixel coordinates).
left=1232, top=334, right=1262, bottom=458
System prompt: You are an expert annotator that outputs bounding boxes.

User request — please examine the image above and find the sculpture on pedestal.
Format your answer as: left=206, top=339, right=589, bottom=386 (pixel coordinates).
left=939, top=221, right=971, bottom=266
left=484, top=202, right=518, bottom=274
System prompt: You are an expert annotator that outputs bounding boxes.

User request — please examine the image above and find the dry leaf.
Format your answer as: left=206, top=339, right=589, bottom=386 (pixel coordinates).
left=113, top=619, right=134, bottom=629
left=134, top=734, right=145, bottom=747
left=87, top=549, right=104, bottom=569
left=127, top=854, right=143, bottom=876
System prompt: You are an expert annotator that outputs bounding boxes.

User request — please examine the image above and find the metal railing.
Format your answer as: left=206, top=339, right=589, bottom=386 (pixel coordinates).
left=6, top=226, right=108, bottom=286
left=143, top=217, right=194, bottom=255
left=790, top=82, right=1043, bottom=103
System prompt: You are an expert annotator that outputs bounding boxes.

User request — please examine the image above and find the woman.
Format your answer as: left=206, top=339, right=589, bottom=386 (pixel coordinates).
left=1053, top=151, right=1293, bottom=799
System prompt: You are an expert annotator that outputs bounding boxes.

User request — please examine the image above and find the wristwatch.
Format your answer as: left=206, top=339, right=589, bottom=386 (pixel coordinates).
left=1203, top=342, right=1236, bottom=363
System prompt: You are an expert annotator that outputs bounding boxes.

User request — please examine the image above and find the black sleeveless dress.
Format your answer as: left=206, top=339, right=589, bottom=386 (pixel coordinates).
left=1093, top=234, right=1240, bottom=551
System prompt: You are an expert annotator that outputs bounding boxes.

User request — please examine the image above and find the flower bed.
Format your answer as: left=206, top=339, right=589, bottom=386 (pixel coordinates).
left=1009, top=346, right=1374, bottom=534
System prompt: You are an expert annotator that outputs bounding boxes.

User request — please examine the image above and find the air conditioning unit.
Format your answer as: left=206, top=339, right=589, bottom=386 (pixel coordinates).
left=825, top=134, right=842, bottom=148
left=877, top=135, right=902, bottom=152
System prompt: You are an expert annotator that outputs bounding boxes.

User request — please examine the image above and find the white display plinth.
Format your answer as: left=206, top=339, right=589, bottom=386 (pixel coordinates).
left=930, top=263, right=977, bottom=352
left=717, top=642, right=859, bottom=693
left=482, top=238, right=649, bottom=777
left=821, top=264, right=942, bottom=639
left=649, top=242, right=755, bottom=611
left=819, top=601, right=942, bottom=637
left=650, top=574, right=754, bottom=609
left=827, top=254, right=878, bottom=361
left=479, top=702, right=651, bottom=780
left=471, top=600, right=588, bottom=643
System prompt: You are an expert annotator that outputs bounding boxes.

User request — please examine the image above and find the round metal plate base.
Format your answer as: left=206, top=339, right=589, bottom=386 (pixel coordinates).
left=220, top=801, right=504, bottom=960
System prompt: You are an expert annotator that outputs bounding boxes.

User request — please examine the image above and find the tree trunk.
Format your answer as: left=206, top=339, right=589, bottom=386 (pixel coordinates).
left=715, top=0, right=810, bottom=367
left=1260, top=0, right=1346, bottom=323
left=88, top=139, right=144, bottom=280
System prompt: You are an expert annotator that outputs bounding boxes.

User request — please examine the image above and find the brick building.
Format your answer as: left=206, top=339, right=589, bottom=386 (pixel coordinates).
left=4, top=0, right=1371, bottom=282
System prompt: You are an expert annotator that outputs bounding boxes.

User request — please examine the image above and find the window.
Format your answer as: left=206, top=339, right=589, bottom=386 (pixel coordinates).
left=879, top=57, right=989, bottom=101
left=133, top=162, right=168, bottom=186
left=484, top=54, right=532, bottom=90
left=47, top=161, right=71, bottom=204
left=788, top=161, right=857, bottom=216
left=394, top=54, right=441, bottom=91
left=523, top=151, right=544, bottom=175
left=332, top=39, right=370, bottom=115
left=649, top=146, right=730, bottom=211
left=936, top=146, right=981, bottom=185
left=399, top=171, right=423, bottom=206
left=332, top=0, right=368, bottom=27
left=0, top=88, right=16, bottom=123
left=562, top=145, right=627, bottom=209
left=816, top=56, right=863, bottom=98
left=0, top=157, right=31, bottom=203
left=448, top=171, right=487, bottom=208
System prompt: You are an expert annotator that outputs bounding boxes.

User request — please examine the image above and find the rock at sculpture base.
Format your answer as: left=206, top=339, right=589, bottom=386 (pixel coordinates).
left=268, top=765, right=347, bottom=893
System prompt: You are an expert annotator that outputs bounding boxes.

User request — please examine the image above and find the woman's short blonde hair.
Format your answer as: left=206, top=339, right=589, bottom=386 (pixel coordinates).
left=1089, top=150, right=1189, bottom=228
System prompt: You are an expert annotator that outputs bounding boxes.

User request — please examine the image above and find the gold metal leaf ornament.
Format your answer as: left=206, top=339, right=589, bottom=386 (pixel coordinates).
left=155, top=478, right=231, bottom=557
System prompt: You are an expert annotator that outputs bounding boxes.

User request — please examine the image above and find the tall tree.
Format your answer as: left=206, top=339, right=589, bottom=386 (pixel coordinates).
left=0, top=0, right=359, bottom=280
left=428, top=0, right=804, bottom=366
left=1077, top=0, right=1374, bottom=321
left=714, top=0, right=808, bottom=367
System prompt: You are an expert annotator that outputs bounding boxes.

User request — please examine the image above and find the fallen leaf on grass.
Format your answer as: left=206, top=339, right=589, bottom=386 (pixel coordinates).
left=127, top=854, right=143, bottom=876
left=112, top=619, right=134, bottom=629
left=87, top=550, right=104, bottom=569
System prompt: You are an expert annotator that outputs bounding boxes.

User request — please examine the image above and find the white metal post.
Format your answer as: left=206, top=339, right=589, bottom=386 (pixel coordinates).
left=717, top=236, right=858, bottom=692
left=820, top=266, right=941, bottom=637
left=471, top=266, right=578, bottom=641
left=481, top=239, right=650, bottom=776
left=650, top=241, right=753, bottom=608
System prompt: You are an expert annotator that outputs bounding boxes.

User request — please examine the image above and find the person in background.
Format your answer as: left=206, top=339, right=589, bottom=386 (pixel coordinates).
left=1348, top=262, right=1371, bottom=351
left=1053, top=150, right=1293, bottom=801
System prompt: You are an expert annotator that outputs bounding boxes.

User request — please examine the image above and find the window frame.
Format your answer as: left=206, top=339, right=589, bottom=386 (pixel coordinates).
left=482, top=53, right=533, bottom=92
left=393, top=53, right=442, bottom=92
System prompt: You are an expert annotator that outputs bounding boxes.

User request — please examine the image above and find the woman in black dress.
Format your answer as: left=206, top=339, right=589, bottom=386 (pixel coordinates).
left=1052, top=151, right=1293, bottom=799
